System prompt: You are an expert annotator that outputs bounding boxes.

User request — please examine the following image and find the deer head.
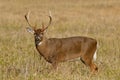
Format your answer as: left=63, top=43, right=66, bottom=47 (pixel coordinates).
left=25, top=11, right=52, bottom=45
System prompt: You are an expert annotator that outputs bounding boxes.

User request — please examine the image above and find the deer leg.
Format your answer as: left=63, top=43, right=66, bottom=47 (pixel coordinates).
left=81, top=54, right=98, bottom=73
left=89, top=62, right=98, bottom=73
left=51, top=60, right=59, bottom=71
left=48, top=55, right=58, bottom=70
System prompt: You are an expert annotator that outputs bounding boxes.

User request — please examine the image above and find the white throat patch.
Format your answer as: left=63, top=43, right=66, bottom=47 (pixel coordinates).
left=38, top=42, right=43, bottom=45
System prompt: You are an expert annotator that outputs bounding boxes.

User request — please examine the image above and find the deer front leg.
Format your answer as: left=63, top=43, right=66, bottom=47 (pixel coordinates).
left=49, top=55, right=59, bottom=70
left=51, top=61, right=58, bottom=70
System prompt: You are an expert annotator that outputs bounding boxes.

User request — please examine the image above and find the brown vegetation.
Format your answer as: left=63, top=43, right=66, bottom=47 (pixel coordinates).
left=0, top=0, right=120, bottom=80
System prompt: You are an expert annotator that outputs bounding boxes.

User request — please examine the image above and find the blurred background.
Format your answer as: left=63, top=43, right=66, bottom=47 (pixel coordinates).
left=0, top=0, right=120, bottom=80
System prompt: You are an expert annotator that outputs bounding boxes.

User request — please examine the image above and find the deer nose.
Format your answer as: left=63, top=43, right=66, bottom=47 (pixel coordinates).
left=35, top=36, right=40, bottom=41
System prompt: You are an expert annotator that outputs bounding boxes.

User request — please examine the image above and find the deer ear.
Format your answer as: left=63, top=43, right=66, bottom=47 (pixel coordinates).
left=26, top=27, right=35, bottom=34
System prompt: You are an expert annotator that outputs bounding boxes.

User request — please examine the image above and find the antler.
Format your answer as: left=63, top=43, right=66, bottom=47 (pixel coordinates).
left=42, top=11, right=52, bottom=31
left=25, top=11, right=32, bottom=27
left=25, top=11, right=52, bottom=31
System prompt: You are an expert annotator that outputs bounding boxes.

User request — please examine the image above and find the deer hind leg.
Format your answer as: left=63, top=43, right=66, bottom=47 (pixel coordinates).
left=90, top=62, right=98, bottom=73
left=81, top=57, right=98, bottom=73
left=81, top=51, right=98, bottom=73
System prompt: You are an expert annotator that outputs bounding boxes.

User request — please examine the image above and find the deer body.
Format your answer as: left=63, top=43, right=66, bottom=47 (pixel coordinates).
left=25, top=11, right=98, bottom=73
left=36, top=36, right=96, bottom=62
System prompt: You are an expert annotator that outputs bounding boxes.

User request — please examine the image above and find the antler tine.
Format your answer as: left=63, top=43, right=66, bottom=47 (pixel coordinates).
left=25, top=11, right=32, bottom=27
left=43, top=11, right=52, bottom=30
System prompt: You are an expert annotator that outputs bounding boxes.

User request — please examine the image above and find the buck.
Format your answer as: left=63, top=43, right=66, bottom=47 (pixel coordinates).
left=25, top=12, right=98, bottom=73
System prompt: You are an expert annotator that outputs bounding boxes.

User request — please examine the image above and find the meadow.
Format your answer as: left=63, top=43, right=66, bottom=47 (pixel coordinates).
left=0, top=0, right=120, bottom=80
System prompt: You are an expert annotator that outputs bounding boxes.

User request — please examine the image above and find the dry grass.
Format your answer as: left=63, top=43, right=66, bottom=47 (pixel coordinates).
left=0, top=0, right=120, bottom=80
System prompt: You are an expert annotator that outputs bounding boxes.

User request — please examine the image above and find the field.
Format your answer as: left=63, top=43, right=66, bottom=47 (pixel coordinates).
left=0, top=0, right=120, bottom=80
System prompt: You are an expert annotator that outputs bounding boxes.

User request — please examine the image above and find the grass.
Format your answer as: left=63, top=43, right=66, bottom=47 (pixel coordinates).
left=0, top=0, right=120, bottom=80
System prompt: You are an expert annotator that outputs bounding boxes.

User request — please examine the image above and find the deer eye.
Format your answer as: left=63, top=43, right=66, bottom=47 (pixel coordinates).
left=41, top=32, right=44, bottom=35
left=34, top=33, right=39, bottom=36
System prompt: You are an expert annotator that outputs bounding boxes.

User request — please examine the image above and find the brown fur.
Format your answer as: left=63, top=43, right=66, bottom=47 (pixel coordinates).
left=36, top=35, right=98, bottom=73
left=25, top=12, right=98, bottom=73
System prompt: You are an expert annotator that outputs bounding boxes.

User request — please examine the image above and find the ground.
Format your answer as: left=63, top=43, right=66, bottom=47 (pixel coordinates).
left=0, top=0, right=120, bottom=80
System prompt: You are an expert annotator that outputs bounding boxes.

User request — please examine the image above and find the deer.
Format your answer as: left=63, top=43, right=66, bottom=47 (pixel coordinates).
left=25, top=11, right=98, bottom=73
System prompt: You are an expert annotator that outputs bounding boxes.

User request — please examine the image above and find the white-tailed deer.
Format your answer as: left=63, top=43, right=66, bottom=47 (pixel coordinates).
left=25, top=11, right=98, bottom=73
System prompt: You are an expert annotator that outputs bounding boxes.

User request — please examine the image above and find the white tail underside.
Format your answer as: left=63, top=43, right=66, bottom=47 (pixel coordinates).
left=93, top=44, right=98, bottom=61
left=93, top=50, right=97, bottom=61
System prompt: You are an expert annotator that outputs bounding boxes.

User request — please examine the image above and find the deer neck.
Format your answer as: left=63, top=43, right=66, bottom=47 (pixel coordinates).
left=35, top=36, right=47, bottom=46
left=35, top=36, right=49, bottom=60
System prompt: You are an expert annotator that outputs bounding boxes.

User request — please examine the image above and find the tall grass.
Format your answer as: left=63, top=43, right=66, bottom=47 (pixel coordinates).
left=0, top=0, right=120, bottom=80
